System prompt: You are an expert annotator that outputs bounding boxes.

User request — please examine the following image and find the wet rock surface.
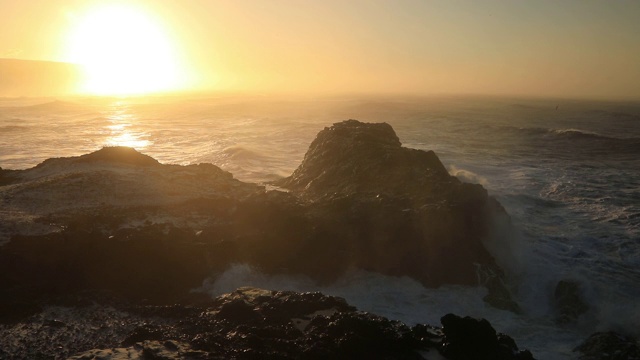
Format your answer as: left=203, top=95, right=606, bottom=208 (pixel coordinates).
left=574, top=331, right=640, bottom=360
left=0, top=287, right=534, bottom=360
left=554, top=279, right=589, bottom=324
left=439, top=313, right=534, bottom=360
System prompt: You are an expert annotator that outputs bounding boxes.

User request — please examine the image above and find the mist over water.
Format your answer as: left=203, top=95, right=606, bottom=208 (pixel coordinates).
left=2, top=95, right=640, bottom=359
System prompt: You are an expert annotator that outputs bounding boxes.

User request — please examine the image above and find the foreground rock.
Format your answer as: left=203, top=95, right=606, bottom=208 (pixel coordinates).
left=0, top=287, right=534, bottom=359
left=440, top=314, right=534, bottom=360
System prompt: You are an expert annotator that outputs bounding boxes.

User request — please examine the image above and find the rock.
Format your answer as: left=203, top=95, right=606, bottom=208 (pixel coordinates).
left=302, top=311, right=427, bottom=359
left=0, top=167, right=18, bottom=186
left=477, top=264, right=521, bottom=313
left=69, top=340, right=209, bottom=360
left=1, top=287, right=535, bottom=359
left=554, top=279, right=589, bottom=324
left=43, top=318, right=66, bottom=328
left=274, top=120, right=507, bottom=288
left=275, top=119, right=451, bottom=201
left=0, top=224, right=234, bottom=311
left=211, top=286, right=356, bottom=324
left=74, top=146, right=161, bottom=167
left=440, top=313, right=535, bottom=360
left=574, top=332, right=640, bottom=360
left=0, top=120, right=517, bottom=315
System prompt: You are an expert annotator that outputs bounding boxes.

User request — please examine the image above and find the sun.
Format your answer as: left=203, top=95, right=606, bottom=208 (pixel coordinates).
left=63, top=4, right=189, bottom=96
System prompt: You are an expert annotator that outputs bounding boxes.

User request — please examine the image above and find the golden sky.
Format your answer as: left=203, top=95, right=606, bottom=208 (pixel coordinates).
left=1, top=0, right=640, bottom=99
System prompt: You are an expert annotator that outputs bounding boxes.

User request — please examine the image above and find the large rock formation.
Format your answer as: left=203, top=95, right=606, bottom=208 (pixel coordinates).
left=273, top=120, right=504, bottom=286
left=276, top=120, right=451, bottom=200
left=0, top=121, right=513, bottom=317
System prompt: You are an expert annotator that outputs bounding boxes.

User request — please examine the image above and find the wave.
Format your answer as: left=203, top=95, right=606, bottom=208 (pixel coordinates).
left=514, top=127, right=628, bottom=142
left=549, top=128, right=617, bottom=141
left=448, top=165, right=489, bottom=186
left=500, top=126, right=640, bottom=158
left=502, top=193, right=565, bottom=209
left=219, top=145, right=266, bottom=161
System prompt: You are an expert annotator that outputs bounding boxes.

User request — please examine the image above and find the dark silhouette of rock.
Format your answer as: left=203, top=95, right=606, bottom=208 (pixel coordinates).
left=440, top=313, right=535, bottom=360
left=76, top=146, right=161, bottom=166
left=276, top=119, right=451, bottom=201
left=273, top=120, right=506, bottom=287
left=69, top=340, right=209, bottom=360
left=478, top=264, right=522, bottom=313
left=554, top=279, right=589, bottom=324
left=574, top=332, right=640, bottom=360
left=0, top=224, right=232, bottom=317
left=1, top=287, right=535, bottom=359
left=0, top=166, right=18, bottom=186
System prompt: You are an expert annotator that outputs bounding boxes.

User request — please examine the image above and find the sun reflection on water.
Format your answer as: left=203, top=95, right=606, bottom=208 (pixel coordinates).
left=103, top=102, right=151, bottom=149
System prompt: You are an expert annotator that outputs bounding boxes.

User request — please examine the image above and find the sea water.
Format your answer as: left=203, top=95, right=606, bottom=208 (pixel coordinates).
left=1, top=94, right=639, bottom=359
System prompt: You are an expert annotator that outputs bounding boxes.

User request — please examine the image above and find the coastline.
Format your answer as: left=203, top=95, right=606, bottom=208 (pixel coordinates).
left=1, top=120, right=637, bottom=359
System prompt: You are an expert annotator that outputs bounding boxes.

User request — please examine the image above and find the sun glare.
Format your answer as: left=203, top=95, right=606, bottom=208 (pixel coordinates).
left=64, top=4, right=189, bottom=96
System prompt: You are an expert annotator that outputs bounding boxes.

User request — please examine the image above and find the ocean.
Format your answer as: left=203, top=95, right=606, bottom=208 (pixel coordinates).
left=1, top=94, right=639, bottom=359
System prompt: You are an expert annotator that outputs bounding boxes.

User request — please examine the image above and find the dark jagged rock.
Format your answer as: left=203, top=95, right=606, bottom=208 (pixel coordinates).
left=273, top=120, right=506, bottom=288
left=574, top=332, right=640, bottom=360
left=302, top=311, right=426, bottom=359
left=554, top=279, right=589, bottom=324
left=275, top=119, right=452, bottom=201
left=440, top=313, right=535, bottom=360
left=0, top=287, right=535, bottom=359
left=69, top=340, right=209, bottom=360
left=478, top=264, right=522, bottom=313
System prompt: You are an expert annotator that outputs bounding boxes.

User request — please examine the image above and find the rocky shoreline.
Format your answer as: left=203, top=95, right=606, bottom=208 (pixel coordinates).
left=0, top=120, right=636, bottom=359
left=0, top=287, right=534, bottom=360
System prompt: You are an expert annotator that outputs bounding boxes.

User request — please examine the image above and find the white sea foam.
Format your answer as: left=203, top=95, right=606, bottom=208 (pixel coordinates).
left=448, top=165, right=489, bottom=186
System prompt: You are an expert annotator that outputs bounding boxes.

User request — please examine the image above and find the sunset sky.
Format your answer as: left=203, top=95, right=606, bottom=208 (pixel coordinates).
left=1, top=0, right=640, bottom=99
